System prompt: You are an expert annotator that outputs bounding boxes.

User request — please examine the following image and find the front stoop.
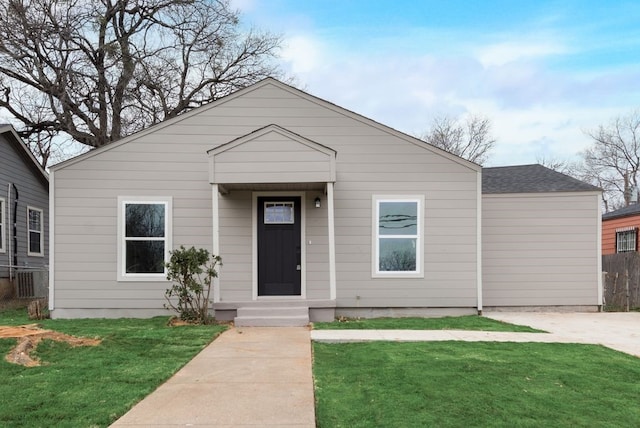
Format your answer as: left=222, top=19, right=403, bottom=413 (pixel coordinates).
left=234, top=306, right=310, bottom=327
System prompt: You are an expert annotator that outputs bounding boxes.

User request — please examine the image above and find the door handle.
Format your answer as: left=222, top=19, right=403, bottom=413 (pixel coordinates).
left=296, top=264, right=301, bottom=271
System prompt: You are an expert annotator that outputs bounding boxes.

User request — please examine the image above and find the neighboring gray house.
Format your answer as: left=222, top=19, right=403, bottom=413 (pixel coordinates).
left=0, top=124, right=49, bottom=298
left=48, top=79, right=602, bottom=323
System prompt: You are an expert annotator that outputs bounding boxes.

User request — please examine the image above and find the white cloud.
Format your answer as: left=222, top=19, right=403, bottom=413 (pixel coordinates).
left=281, top=35, right=326, bottom=74
left=475, top=40, right=568, bottom=67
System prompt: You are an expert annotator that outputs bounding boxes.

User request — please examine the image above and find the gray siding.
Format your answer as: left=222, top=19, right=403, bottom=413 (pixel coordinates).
left=482, top=192, right=600, bottom=307
left=51, top=80, right=479, bottom=315
left=211, top=126, right=335, bottom=184
left=0, top=133, right=49, bottom=278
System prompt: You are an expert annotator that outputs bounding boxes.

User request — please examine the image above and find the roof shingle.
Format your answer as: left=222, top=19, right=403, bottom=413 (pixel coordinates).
left=602, top=203, right=640, bottom=220
left=482, top=164, right=601, bottom=194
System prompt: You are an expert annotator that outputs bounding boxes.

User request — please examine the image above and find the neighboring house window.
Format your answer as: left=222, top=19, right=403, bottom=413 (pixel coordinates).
left=0, top=198, right=5, bottom=253
left=27, top=206, right=44, bottom=256
left=373, top=196, right=424, bottom=277
left=616, top=227, right=637, bottom=253
left=118, top=197, right=172, bottom=281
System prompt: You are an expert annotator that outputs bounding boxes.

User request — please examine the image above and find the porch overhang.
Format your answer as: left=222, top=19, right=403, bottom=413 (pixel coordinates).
left=207, top=124, right=336, bottom=189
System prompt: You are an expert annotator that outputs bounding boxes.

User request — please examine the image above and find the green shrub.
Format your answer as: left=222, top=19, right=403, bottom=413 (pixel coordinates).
left=164, top=246, right=222, bottom=324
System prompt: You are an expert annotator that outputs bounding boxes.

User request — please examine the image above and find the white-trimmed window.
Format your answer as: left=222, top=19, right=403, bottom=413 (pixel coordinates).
left=118, top=197, right=172, bottom=281
left=616, top=227, right=637, bottom=253
left=27, top=206, right=44, bottom=256
left=0, top=198, right=5, bottom=253
left=373, top=196, right=424, bottom=277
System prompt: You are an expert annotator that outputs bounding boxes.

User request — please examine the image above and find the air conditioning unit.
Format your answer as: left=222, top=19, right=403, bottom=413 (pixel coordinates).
left=16, top=270, right=49, bottom=298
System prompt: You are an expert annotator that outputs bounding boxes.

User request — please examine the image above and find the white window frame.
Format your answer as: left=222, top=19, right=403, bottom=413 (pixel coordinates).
left=372, top=195, right=424, bottom=278
left=616, top=227, right=637, bottom=253
left=27, top=206, right=44, bottom=257
left=0, top=197, right=5, bottom=253
left=117, top=196, right=172, bottom=282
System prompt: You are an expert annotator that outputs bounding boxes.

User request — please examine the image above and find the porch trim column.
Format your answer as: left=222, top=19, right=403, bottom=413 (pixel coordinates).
left=327, top=182, right=337, bottom=300
left=212, top=184, right=221, bottom=303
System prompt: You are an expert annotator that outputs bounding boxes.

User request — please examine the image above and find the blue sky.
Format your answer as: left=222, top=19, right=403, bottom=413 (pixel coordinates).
left=233, top=0, right=640, bottom=166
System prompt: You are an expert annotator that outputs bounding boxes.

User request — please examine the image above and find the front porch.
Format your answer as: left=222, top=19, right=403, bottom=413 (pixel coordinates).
left=208, top=124, right=338, bottom=326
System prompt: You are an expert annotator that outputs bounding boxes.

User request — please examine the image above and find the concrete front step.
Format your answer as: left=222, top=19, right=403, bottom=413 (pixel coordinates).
left=234, top=306, right=310, bottom=327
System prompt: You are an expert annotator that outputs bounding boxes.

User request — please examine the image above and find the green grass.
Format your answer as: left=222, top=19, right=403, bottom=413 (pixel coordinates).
left=313, top=315, right=543, bottom=332
left=0, top=309, right=226, bottom=427
left=313, top=341, right=640, bottom=428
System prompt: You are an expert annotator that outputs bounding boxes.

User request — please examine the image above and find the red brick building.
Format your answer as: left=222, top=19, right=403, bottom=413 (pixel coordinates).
left=602, top=204, right=640, bottom=255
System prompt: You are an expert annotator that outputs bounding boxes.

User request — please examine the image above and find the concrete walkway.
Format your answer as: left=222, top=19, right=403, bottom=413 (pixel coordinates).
left=311, top=312, right=640, bottom=358
left=485, top=311, right=640, bottom=358
left=110, top=327, right=315, bottom=427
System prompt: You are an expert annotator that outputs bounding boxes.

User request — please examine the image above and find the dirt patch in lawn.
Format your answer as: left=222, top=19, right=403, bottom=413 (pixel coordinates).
left=0, top=324, right=101, bottom=367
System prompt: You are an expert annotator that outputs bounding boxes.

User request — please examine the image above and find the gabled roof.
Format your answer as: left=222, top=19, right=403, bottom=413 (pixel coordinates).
left=51, top=77, right=481, bottom=173
left=0, top=124, right=49, bottom=186
left=602, top=203, right=640, bottom=220
left=207, top=124, right=337, bottom=185
left=482, top=164, right=600, bottom=194
left=208, top=123, right=336, bottom=157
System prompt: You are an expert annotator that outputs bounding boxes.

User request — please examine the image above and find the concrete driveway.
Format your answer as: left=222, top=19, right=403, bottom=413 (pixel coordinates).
left=484, top=311, right=640, bottom=358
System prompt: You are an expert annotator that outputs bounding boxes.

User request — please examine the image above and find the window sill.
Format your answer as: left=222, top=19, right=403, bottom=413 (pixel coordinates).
left=372, top=272, right=424, bottom=279
left=118, top=274, right=169, bottom=282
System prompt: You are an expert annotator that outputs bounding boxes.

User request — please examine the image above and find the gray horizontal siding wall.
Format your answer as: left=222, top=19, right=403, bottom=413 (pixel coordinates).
left=211, top=130, right=334, bottom=184
left=0, top=134, right=49, bottom=278
left=482, top=192, right=600, bottom=307
left=52, top=81, right=479, bottom=315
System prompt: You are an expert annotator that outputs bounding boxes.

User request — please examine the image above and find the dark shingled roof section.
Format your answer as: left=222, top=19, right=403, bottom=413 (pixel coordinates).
left=482, top=164, right=601, bottom=194
left=602, top=203, right=640, bottom=220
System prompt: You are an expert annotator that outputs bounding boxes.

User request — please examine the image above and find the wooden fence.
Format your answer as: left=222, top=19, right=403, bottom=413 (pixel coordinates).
left=602, top=253, right=640, bottom=311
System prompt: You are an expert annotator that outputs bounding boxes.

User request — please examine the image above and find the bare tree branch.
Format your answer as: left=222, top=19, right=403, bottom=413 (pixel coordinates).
left=0, top=0, right=283, bottom=166
left=420, top=114, right=495, bottom=165
left=577, top=110, right=640, bottom=210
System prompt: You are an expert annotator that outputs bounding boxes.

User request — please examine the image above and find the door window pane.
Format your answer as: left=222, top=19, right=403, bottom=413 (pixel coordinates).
left=264, top=202, right=295, bottom=224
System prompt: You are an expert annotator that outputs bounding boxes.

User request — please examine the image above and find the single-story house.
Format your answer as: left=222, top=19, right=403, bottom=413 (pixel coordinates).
left=0, top=124, right=49, bottom=299
left=601, top=204, right=640, bottom=254
left=48, top=79, right=603, bottom=324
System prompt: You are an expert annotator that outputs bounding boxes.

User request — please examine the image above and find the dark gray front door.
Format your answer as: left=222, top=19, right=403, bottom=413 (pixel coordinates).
left=257, top=196, right=301, bottom=296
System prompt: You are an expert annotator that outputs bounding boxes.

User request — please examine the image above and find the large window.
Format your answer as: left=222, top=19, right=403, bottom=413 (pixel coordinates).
left=27, top=206, right=43, bottom=256
left=118, top=197, right=172, bottom=280
left=0, top=198, right=5, bottom=253
left=373, top=196, right=423, bottom=277
left=616, top=227, right=637, bottom=253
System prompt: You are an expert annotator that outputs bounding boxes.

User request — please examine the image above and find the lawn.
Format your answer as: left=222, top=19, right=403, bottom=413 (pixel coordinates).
left=0, top=308, right=226, bottom=427
left=313, top=315, right=542, bottom=332
left=313, top=341, right=640, bottom=427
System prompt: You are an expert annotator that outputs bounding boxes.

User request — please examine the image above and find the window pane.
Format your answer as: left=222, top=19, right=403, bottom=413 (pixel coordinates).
left=379, top=202, right=418, bottom=235
left=29, top=209, right=41, bottom=231
left=29, top=231, right=41, bottom=254
left=126, top=204, right=165, bottom=237
left=379, top=238, right=417, bottom=271
left=264, top=202, right=294, bottom=224
left=126, top=240, right=165, bottom=273
left=617, top=230, right=637, bottom=253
